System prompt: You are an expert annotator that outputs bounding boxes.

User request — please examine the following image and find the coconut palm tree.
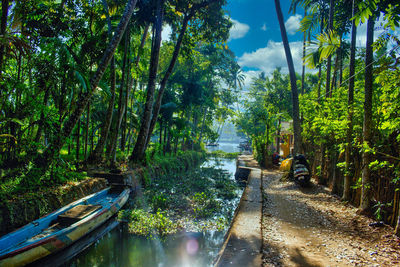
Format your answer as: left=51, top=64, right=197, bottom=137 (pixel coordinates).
left=343, top=0, right=357, bottom=201
left=30, top=0, right=139, bottom=174
left=274, top=0, right=302, bottom=154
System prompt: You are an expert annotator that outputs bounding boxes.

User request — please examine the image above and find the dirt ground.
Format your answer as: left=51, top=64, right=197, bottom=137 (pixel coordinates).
left=262, top=170, right=400, bottom=267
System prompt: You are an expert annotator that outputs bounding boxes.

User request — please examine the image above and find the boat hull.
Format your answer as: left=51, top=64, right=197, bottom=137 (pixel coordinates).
left=0, top=188, right=130, bottom=267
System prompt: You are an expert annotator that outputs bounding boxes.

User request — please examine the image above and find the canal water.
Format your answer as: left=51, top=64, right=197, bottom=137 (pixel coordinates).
left=50, top=143, right=242, bottom=267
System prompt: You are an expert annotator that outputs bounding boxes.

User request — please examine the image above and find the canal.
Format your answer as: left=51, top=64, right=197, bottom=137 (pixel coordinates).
left=35, top=143, right=242, bottom=267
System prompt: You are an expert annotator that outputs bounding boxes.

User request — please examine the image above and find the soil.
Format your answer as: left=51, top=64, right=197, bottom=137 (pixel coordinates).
left=262, top=170, right=400, bottom=267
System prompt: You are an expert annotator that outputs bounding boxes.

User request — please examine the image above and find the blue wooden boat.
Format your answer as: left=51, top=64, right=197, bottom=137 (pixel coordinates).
left=0, top=187, right=130, bottom=267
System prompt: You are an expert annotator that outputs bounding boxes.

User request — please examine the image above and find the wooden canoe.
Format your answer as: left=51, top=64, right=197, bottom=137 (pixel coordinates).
left=0, top=187, right=130, bottom=267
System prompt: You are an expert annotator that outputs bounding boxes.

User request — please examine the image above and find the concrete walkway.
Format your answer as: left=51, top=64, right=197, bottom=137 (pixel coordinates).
left=215, top=155, right=263, bottom=267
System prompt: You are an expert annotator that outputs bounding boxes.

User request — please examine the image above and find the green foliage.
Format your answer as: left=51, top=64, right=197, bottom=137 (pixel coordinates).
left=120, top=159, right=240, bottom=237
left=373, top=201, right=392, bottom=221
left=123, top=209, right=180, bottom=238
left=150, top=193, right=169, bottom=212
left=0, top=158, right=87, bottom=199
left=207, top=150, right=239, bottom=159
left=190, top=192, right=220, bottom=218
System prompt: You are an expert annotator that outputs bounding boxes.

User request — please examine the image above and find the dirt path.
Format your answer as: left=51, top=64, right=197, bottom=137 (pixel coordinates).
left=262, top=170, right=400, bottom=267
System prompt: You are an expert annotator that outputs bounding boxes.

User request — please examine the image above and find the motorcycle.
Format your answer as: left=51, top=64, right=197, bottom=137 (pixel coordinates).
left=292, top=154, right=311, bottom=187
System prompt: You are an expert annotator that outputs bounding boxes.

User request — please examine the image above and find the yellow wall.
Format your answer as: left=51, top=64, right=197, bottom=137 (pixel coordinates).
left=280, top=134, right=293, bottom=158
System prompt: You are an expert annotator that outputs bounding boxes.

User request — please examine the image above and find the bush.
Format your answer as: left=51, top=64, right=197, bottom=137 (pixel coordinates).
left=123, top=209, right=180, bottom=238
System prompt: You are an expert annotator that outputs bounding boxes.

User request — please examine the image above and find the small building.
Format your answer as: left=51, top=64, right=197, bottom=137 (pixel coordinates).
left=279, top=121, right=293, bottom=158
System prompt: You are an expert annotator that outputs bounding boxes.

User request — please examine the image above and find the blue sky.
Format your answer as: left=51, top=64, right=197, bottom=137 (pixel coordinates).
left=226, top=0, right=303, bottom=57
left=225, top=0, right=308, bottom=87
left=224, top=1, right=396, bottom=89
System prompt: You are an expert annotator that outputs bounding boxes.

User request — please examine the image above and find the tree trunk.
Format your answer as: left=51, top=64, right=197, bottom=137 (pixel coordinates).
left=87, top=0, right=117, bottom=163
left=0, top=0, right=9, bottom=76
left=145, top=13, right=190, bottom=149
left=84, top=103, right=90, bottom=160
left=274, top=0, right=301, bottom=154
left=34, top=87, right=50, bottom=143
left=276, top=118, right=281, bottom=154
left=199, top=107, right=207, bottom=142
left=109, top=26, right=130, bottom=163
left=76, top=119, right=81, bottom=161
left=301, top=9, right=307, bottom=95
left=360, top=17, right=375, bottom=212
left=325, top=0, right=334, bottom=98
left=88, top=57, right=116, bottom=163
left=130, top=0, right=164, bottom=163
left=30, top=0, right=138, bottom=174
left=343, top=2, right=357, bottom=201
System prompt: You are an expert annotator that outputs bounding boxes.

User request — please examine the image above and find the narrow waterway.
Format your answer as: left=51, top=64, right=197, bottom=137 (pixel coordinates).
left=36, top=143, right=242, bottom=267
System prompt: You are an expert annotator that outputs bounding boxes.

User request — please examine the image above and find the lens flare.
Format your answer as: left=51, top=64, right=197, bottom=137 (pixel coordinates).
left=186, top=238, right=199, bottom=255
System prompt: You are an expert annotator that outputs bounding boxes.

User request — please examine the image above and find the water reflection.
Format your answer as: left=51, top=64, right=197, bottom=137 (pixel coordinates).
left=63, top=157, right=238, bottom=267
left=206, top=142, right=240, bottom=153
left=68, top=226, right=225, bottom=267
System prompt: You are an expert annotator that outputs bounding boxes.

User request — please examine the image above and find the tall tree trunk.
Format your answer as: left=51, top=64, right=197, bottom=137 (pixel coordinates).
left=317, top=16, right=324, bottom=103
left=76, top=119, right=81, bottom=161
left=87, top=0, right=118, bottom=163
left=0, top=0, right=9, bottom=76
left=109, top=26, right=130, bottom=163
left=274, top=0, right=301, bottom=154
left=145, top=13, right=190, bottom=150
left=121, top=28, right=133, bottom=153
left=343, top=1, right=357, bottom=201
left=88, top=57, right=116, bottom=163
left=360, top=17, right=375, bottom=212
left=199, top=107, right=207, bottom=143
left=130, top=0, right=164, bottom=163
left=276, top=118, right=281, bottom=154
left=301, top=9, right=307, bottom=95
left=34, top=87, right=50, bottom=143
left=30, top=0, right=138, bottom=174
left=325, top=0, right=334, bottom=98
left=84, top=104, right=90, bottom=160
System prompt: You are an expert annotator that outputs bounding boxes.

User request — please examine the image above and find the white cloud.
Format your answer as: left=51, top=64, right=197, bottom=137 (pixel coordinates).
left=284, top=14, right=302, bottom=35
left=162, top=24, right=172, bottom=42
left=242, top=70, right=261, bottom=90
left=261, top=23, right=267, bottom=31
left=238, top=40, right=308, bottom=75
left=229, top=19, right=250, bottom=41
left=355, top=14, right=387, bottom=47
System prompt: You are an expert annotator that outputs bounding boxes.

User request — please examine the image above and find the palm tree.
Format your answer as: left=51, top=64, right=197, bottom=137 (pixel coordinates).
left=130, top=0, right=164, bottom=163
left=360, top=15, right=375, bottom=212
left=325, top=0, right=334, bottom=97
left=274, top=0, right=302, bottom=154
left=30, top=0, right=139, bottom=174
left=0, top=0, right=9, bottom=76
left=343, top=0, right=357, bottom=201
left=87, top=0, right=117, bottom=163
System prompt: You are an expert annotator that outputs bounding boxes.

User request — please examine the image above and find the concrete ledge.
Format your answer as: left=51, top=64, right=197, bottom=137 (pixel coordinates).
left=215, top=155, right=263, bottom=267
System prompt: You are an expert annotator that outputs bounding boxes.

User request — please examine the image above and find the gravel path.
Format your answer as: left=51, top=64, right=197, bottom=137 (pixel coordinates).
left=262, top=170, right=400, bottom=267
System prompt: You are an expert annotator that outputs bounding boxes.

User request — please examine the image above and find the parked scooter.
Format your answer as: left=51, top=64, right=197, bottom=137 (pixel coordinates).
left=291, top=154, right=310, bottom=187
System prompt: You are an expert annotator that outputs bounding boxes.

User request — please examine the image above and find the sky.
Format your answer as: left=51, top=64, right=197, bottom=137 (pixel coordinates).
left=224, top=0, right=395, bottom=90
left=160, top=0, right=397, bottom=90
left=226, top=0, right=307, bottom=88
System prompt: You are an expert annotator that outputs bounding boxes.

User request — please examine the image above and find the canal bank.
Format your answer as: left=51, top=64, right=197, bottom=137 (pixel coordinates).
left=0, top=151, right=205, bottom=236
left=5, top=149, right=253, bottom=266
left=59, top=156, right=242, bottom=267
left=215, top=155, right=263, bottom=267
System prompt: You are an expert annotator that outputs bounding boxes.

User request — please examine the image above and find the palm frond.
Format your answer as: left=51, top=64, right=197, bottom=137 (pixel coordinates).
left=317, top=30, right=341, bottom=61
